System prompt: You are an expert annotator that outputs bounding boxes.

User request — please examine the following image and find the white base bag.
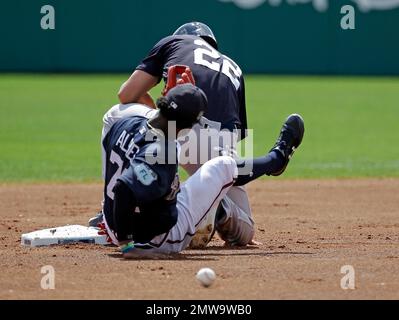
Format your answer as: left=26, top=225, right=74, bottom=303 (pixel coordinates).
left=21, top=225, right=109, bottom=247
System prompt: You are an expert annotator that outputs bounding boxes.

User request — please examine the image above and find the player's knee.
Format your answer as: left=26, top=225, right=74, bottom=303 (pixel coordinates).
left=216, top=198, right=255, bottom=246
left=208, top=156, right=237, bottom=182
left=217, top=218, right=255, bottom=246
left=235, top=221, right=255, bottom=246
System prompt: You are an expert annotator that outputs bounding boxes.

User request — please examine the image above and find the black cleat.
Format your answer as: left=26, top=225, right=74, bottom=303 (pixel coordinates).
left=269, top=114, right=305, bottom=176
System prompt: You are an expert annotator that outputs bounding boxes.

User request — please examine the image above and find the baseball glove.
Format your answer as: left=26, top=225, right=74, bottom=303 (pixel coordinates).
left=162, top=65, right=196, bottom=96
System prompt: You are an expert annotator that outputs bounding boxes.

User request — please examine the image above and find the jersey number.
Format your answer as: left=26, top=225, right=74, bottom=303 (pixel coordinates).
left=193, top=39, right=242, bottom=90
left=106, top=151, right=125, bottom=200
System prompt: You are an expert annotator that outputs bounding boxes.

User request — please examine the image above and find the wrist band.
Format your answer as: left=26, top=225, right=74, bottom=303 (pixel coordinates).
left=121, top=241, right=135, bottom=254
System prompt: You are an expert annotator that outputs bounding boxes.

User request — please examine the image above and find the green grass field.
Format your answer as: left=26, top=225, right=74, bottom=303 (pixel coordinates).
left=0, top=74, right=398, bottom=182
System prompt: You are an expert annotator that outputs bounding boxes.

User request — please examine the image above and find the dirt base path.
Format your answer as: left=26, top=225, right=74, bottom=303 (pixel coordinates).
left=1, top=179, right=398, bottom=299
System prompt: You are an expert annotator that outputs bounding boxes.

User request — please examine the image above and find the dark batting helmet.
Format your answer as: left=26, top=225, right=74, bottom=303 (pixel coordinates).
left=156, top=83, right=208, bottom=129
left=173, top=22, right=218, bottom=50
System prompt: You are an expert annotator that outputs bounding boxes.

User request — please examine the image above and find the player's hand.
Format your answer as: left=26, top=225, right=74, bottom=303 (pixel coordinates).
left=176, top=68, right=195, bottom=86
left=162, top=65, right=196, bottom=96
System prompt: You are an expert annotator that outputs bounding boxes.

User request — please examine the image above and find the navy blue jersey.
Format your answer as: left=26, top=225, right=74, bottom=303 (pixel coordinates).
left=102, top=116, right=179, bottom=232
left=136, top=35, right=247, bottom=139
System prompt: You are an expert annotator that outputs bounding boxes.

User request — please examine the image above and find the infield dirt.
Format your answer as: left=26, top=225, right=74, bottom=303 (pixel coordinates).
left=1, top=179, right=398, bottom=299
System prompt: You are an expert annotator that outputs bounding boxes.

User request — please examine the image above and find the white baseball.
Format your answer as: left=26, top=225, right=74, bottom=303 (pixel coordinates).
left=196, top=267, right=216, bottom=287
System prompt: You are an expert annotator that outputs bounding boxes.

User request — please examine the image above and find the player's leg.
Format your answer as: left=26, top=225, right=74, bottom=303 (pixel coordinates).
left=123, top=113, right=305, bottom=255
left=181, top=125, right=251, bottom=248
left=181, top=122, right=283, bottom=248
left=213, top=113, right=305, bottom=246
left=123, top=114, right=305, bottom=256
left=216, top=186, right=255, bottom=246
left=165, top=155, right=238, bottom=253
left=179, top=118, right=233, bottom=248
left=123, top=155, right=237, bottom=256
left=234, top=113, right=304, bottom=185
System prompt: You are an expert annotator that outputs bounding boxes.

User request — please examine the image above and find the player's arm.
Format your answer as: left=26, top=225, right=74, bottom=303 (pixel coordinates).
left=118, top=70, right=158, bottom=107
left=118, top=37, right=172, bottom=106
left=112, top=180, right=137, bottom=244
left=113, top=180, right=176, bottom=245
left=115, top=161, right=178, bottom=245
left=118, top=65, right=195, bottom=106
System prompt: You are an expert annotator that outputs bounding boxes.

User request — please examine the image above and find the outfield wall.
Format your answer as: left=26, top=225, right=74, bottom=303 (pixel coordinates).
left=1, top=0, right=399, bottom=74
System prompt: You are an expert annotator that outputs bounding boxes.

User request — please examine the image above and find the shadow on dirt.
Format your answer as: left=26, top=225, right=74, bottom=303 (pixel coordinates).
left=107, top=246, right=314, bottom=261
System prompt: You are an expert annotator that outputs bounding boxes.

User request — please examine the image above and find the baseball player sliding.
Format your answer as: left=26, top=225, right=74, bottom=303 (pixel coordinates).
left=100, top=82, right=304, bottom=258
left=105, top=22, right=258, bottom=248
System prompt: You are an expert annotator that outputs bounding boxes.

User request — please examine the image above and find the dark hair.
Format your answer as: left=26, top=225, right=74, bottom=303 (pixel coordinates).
left=156, top=96, right=170, bottom=117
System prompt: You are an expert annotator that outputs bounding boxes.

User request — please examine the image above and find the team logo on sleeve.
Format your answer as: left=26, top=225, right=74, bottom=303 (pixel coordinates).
left=134, top=163, right=157, bottom=186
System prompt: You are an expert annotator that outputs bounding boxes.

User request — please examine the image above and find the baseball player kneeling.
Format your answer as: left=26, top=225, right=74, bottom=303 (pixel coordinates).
left=101, top=83, right=305, bottom=257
